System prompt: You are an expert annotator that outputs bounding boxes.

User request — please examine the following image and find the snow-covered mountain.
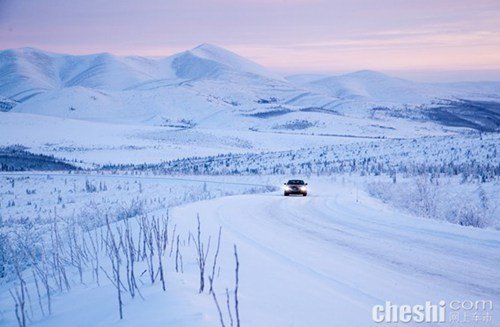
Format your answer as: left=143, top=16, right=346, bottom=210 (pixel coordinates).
left=169, top=43, right=285, bottom=81
left=290, top=70, right=438, bottom=103
left=0, top=44, right=499, bottom=132
left=288, top=70, right=500, bottom=131
left=289, top=70, right=500, bottom=104
left=0, top=48, right=158, bottom=97
left=0, top=44, right=336, bottom=128
left=0, top=44, right=288, bottom=97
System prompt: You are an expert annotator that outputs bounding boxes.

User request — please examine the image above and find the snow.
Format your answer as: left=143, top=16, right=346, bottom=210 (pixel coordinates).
left=2, top=45, right=498, bottom=134
left=169, top=178, right=500, bottom=325
left=291, top=70, right=500, bottom=104
left=0, top=43, right=499, bottom=326
left=1, top=175, right=498, bottom=326
left=172, top=43, right=285, bottom=81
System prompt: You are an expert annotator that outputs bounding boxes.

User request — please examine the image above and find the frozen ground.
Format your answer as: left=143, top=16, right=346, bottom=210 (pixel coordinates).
left=0, top=112, right=436, bottom=166
left=169, top=178, right=500, bottom=326
left=0, top=173, right=275, bottom=325
left=1, top=110, right=472, bottom=166
left=0, top=174, right=498, bottom=326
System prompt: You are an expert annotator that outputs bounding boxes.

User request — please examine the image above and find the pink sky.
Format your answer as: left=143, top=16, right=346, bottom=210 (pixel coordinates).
left=1, top=0, right=499, bottom=81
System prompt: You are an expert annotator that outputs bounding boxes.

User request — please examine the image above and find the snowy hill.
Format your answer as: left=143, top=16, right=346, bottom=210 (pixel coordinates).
left=289, top=70, right=500, bottom=107
left=169, top=43, right=284, bottom=81
left=0, top=45, right=499, bottom=132
left=0, top=45, right=338, bottom=129
left=0, top=44, right=288, bottom=97
left=288, top=70, right=500, bottom=131
left=0, top=48, right=59, bottom=101
left=0, top=48, right=161, bottom=96
left=296, top=70, right=439, bottom=103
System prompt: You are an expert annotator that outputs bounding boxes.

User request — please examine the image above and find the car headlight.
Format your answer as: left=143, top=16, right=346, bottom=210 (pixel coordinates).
left=300, top=186, right=306, bottom=191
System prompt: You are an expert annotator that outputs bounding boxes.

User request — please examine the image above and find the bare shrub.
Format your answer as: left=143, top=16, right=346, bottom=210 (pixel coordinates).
left=366, top=176, right=494, bottom=228
left=190, top=215, right=211, bottom=293
left=447, top=203, right=492, bottom=228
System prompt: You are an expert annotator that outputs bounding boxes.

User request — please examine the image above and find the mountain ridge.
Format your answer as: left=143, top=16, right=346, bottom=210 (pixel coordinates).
left=1, top=44, right=499, bottom=132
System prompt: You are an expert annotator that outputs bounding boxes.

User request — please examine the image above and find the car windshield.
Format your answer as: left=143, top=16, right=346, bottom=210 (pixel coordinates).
left=287, top=180, right=305, bottom=185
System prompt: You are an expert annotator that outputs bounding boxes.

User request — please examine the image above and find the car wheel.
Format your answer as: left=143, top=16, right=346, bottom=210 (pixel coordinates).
left=303, top=193, right=307, bottom=197
left=284, top=192, right=289, bottom=196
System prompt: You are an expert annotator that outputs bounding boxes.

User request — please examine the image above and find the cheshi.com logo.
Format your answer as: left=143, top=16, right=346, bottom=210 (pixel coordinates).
left=372, top=300, right=494, bottom=324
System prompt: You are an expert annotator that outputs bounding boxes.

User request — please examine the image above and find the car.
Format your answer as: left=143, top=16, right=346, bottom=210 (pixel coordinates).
left=283, top=179, right=308, bottom=196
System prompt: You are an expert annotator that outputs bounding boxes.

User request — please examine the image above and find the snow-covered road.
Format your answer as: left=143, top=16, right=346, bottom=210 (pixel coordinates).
left=172, top=179, right=500, bottom=326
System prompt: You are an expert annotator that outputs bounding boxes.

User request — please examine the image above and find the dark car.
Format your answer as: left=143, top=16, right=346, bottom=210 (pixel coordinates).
left=283, top=179, right=308, bottom=196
